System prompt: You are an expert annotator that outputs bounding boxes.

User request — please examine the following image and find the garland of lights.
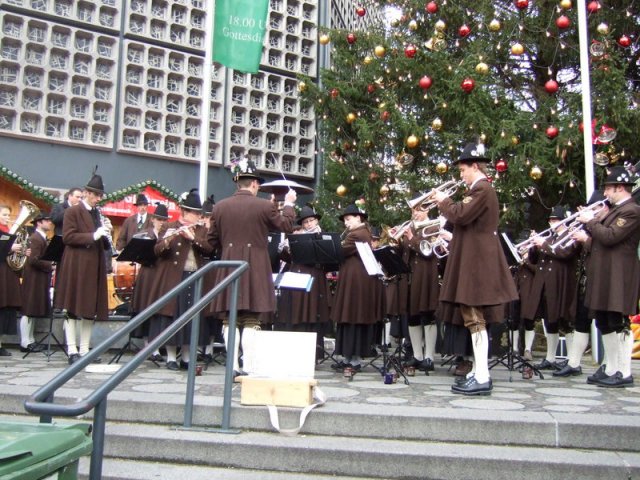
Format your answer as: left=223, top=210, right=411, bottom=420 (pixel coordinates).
left=0, top=164, right=59, bottom=205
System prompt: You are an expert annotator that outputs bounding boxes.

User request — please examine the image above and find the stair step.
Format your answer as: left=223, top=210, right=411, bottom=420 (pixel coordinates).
left=101, top=422, right=640, bottom=480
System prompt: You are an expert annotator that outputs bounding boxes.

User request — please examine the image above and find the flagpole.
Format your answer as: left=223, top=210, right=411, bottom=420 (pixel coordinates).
left=577, top=0, right=595, bottom=202
left=198, top=0, right=215, bottom=202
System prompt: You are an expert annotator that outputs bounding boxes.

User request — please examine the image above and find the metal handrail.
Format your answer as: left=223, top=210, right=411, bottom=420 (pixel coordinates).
left=24, top=260, right=248, bottom=480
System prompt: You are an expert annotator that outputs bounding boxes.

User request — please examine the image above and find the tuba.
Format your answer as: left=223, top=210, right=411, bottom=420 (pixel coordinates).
left=7, top=200, right=40, bottom=271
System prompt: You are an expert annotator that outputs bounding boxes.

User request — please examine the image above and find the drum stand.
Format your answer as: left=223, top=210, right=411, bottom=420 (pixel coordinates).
left=488, top=318, right=544, bottom=381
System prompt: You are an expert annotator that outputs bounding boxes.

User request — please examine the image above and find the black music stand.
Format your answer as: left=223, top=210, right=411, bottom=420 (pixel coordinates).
left=35, top=235, right=66, bottom=361
left=0, top=233, right=17, bottom=258
left=110, top=238, right=156, bottom=364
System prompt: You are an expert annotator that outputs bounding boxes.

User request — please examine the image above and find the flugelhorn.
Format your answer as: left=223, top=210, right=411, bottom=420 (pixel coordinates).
left=407, top=180, right=466, bottom=212
left=6, top=200, right=40, bottom=271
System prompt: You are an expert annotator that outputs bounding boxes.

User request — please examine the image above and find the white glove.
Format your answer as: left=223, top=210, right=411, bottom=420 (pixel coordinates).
left=93, top=227, right=107, bottom=240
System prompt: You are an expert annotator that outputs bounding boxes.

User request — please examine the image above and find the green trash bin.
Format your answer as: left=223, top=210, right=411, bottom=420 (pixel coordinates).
left=0, top=422, right=93, bottom=480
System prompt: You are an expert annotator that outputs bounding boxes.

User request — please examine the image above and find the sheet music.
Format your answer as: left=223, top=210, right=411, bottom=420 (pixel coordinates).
left=272, top=272, right=314, bottom=291
left=356, top=242, right=384, bottom=276
left=501, top=232, right=523, bottom=264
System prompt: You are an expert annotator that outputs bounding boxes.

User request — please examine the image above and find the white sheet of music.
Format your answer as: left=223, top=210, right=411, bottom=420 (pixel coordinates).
left=249, top=331, right=317, bottom=379
left=356, top=241, right=384, bottom=276
left=272, top=272, right=314, bottom=291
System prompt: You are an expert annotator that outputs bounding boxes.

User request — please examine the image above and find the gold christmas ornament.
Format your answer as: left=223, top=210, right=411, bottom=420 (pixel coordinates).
left=409, top=20, right=418, bottom=31
left=406, top=134, right=419, bottom=148
left=431, top=118, right=443, bottom=131
left=319, top=34, right=330, bottom=45
left=374, top=45, right=386, bottom=57
left=475, top=62, right=489, bottom=75
left=511, top=43, right=524, bottom=55
left=560, top=0, right=572, bottom=9
left=379, top=184, right=390, bottom=196
left=596, top=23, right=609, bottom=35
left=435, top=162, right=448, bottom=174
left=511, top=136, right=520, bottom=146
left=489, top=19, right=501, bottom=32
left=435, top=20, right=446, bottom=32
left=297, top=81, right=307, bottom=92
left=363, top=55, right=373, bottom=65
left=337, top=184, right=348, bottom=196
left=529, top=166, right=543, bottom=180
left=346, top=112, right=357, bottom=124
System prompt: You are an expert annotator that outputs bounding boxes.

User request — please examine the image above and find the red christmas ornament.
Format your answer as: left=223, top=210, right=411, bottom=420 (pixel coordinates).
left=556, top=15, right=571, bottom=29
left=404, top=44, right=417, bottom=58
left=356, top=6, right=366, bottom=17
left=617, top=35, right=631, bottom=48
left=419, top=75, right=433, bottom=90
left=380, top=110, right=390, bottom=121
left=587, top=1, right=601, bottom=13
left=461, top=77, right=475, bottom=93
left=367, top=84, right=376, bottom=94
left=458, top=24, right=471, bottom=37
left=346, top=33, right=356, bottom=44
left=544, top=79, right=559, bottom=94
left=495, top=159, right=508, bottom=173
left=330, top=88, right=339, bottom=99
left=426, top=1, right=438, bottom=14
left=515, top=0, right=529, bottom=9
left=546, top=126, right=559, bottom=139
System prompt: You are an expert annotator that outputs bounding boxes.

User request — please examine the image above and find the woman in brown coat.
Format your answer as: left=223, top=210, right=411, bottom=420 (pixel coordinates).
left=0, top=204, right=21, bottom=356
left=147, top=190, right=212, bottom=371
left=20, top=213, right=54, bottom=352
left=330, top=204, right=384, bottom=371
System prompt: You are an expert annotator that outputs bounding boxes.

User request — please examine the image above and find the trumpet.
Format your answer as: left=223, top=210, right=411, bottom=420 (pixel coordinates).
left=549, top=200, right=609, bottom=250
left=407, top=180, right=466, bottom=212
left=419, top=237, right=450, bottom=258
left=513, top=229, right=554, bottom=255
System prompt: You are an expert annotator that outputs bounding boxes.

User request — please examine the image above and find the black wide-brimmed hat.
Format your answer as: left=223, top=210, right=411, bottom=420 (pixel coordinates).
left=549, top=206, right=568, bottom=220
left=85, top=167, right=106, bottom=195
left=202, top=194, right=215, bottom=216
left=370, top=226, right=381, bottom=239
left=603, top=166, right=636, bottom=186
left=231, top=158, right=265, bottom=184
left=339, top=204, right=368, bottom=221
left=179, top=188, right=202, bottom=211
left=151, top=203, right=169, bottom=220
left=453, top=142, right=490, bottom=164
left=297, top=205, right=322, bottom=225
left=135, top=193, right=149, bottom=206
left=31, top=211, right=52, bottom=225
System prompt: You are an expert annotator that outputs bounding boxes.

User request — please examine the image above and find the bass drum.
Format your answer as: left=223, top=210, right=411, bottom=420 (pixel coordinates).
left=112, top=260, right=137, bottom=302
left=107, top=274, right=124, bottom=311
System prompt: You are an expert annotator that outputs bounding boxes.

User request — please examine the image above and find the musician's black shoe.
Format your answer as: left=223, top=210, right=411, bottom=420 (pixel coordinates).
left=166, top=361, right=179, bottom=371
left=331, top=361, right=348, bottom=371
left=148, top=353, right=163, bottom=362
left=534, top=359, right=559, bottom=370
left=421, top=358, right=435, bottom=372
left=68, top=353, right=80, bottom=365
left=587, top=364, right=607, bottom=384
left=20, top=343, right=45, bottom=353
left=454, top=374, right=472, bottom=386
left=593, top=371, right=634, bottom=388
left=179, top=360, right=189, bottom=371
left=405, top=357, right=422, bottom=369
left=553, top=364, right=582, bottom=377
left=0, top=347, right=12, bottom=357
left=451, top=377, right=492, bottom=396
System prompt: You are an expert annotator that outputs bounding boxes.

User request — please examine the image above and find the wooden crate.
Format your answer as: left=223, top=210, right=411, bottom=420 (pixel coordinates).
left=239, top=377, right=318, bottom=408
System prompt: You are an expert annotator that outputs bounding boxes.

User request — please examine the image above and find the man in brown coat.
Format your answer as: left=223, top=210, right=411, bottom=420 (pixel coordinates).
left=116, top=193, right=151, bottom=252
left=19, top=212, right=54, bottom=353
left=208, top=159, right=296, bottom=377
left=573, top=166, right=640, bottom=387
left=54, top=171, right=110, bottom=364
left=433, top=142, right=518, bottom=395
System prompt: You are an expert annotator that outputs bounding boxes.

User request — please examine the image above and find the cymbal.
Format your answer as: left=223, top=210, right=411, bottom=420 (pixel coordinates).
left=259, top=179, right=314, bottom=195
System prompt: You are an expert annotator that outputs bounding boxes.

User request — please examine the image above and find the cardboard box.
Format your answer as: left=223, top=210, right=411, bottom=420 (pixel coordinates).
left=239, top=377, right=318, bottom=408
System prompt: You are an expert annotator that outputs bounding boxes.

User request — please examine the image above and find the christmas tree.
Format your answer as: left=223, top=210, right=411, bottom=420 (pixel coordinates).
left=300, top=0, right=639, bottom=234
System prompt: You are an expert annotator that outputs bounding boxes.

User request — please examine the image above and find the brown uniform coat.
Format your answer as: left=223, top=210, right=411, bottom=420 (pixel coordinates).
left=399, top=228, right=440, bottom=315
left=116, top=214, right=152, bottom=251
left=520, top=236, right=580, bottom=324
left=146, top=222, right=212, bottom=317
left=54, top=204, right=109, bottom=321
left=438, top=179, right=518, bottom=307
left=583, top=199, right=640, bottom=315
left=21, top=231, right=53, bottom=317
left=207, top=190, right=295, bottom=314
left=330, top=225, right=384, bottom=325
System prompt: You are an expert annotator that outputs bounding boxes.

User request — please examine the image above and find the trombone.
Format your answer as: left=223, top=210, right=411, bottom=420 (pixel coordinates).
left=407, top=180, right=466, bottom=212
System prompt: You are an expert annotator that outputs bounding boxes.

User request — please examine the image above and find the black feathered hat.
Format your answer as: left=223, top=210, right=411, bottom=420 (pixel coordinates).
left=231, top=158, right=264, bottom=184
left=202, top=194, right=215, bottom=216
left=339, top=204, right=368, bottom=221
left=85, top=166, right=105, bottom=195
left=151, top=203, right=169, bottom=220
left=296, top=205, right=321, bottom=225
left=179, top=189, right=202, bottom=211
left=549, top=206, right=568, bottom=220
left=453, top=142, right=490, bottom=165
left=603, top=166, right=636, bottom=186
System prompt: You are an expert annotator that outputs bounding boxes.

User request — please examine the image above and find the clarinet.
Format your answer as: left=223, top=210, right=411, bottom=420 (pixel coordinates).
left=96, top=207, right=117, bottom=255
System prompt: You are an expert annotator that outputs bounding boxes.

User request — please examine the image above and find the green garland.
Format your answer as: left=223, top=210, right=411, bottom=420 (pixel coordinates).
left=0, top=164, right=59, bottom=205
left=101, top=180, right=180, bottom=204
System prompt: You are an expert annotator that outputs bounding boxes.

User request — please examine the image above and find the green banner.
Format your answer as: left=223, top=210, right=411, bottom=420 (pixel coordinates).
left=212, top=0, right=269, bottom=74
